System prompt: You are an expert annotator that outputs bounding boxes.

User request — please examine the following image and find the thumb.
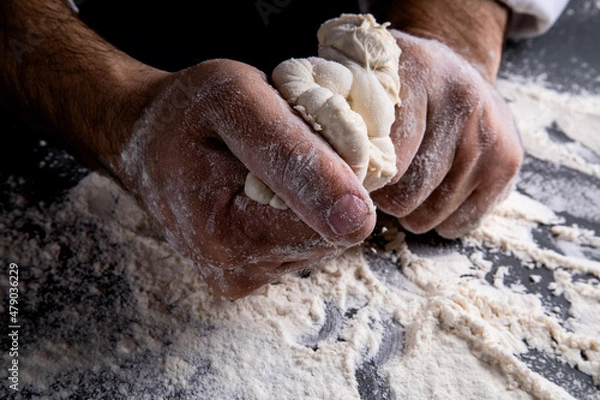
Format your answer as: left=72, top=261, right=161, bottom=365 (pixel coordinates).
left=203, top=60, right=376, bottom=245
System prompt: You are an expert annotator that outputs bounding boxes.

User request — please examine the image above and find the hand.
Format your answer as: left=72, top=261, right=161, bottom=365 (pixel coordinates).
left=0, top=0, right=376, bottom=299
left=371, top=31, right=523, bottom=238
left=113, top=60, right=376, bottom=298
left=365, top=0, right=523, bottom=238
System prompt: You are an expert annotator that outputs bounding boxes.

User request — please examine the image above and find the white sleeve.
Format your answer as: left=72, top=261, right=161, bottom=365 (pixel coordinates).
left=497, top=0, right=570, bottom=38
left=62, top=0, right=79, bottom=13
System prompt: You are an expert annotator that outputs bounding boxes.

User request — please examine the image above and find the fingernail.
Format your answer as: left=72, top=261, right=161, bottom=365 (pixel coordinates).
left=327, top=194, right=372, bottom=236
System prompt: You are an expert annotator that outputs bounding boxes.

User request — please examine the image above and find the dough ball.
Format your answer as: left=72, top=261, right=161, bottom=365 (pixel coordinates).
left=245, top=13, right=402, bottom=207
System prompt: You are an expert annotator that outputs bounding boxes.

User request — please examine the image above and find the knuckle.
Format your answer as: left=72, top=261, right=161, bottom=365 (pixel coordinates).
left=449, top=80, right=477, bottom=104
left=485, top=135, right=523, bottom=185
left=504, top=142, right=524, bottom=176
left=196, top=61, right=267, bottom=112
left=476, top=117, right=523, bottom=184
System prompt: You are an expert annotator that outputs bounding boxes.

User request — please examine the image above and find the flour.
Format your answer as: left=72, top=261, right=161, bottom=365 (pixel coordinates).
left=497, top=78, right=600, bottom=179
left=1, top=78, right=599, bottom=399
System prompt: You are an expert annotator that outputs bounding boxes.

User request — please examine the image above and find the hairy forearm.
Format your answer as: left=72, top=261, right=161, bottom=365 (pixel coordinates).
left=0, top=0, right=166, bottom=168
left=361, top=0, right=510, bottom=82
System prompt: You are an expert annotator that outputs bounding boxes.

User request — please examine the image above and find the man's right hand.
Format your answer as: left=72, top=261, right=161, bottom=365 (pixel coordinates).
left=1, top=0, right=376, bottom=299
left=111, top=60, right=376, bottom=298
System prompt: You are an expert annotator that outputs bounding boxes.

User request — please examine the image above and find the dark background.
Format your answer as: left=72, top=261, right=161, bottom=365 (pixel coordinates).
left=79, top=0, right=360, bottom=74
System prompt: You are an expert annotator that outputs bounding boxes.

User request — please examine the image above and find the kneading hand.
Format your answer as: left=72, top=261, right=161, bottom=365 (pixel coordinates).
left=366, top=0, right=523, bottom=238
left=113, top=60, right=376, bottom=298
left=0, top=0, right=376, bottom=299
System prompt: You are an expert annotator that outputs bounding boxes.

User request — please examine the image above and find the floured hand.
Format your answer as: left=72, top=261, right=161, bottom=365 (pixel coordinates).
left=367, top=0, right=523, bottom=238
left=113, top=60, right=376, bottom=298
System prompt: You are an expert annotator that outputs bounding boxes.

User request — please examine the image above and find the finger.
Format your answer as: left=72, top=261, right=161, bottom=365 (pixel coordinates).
left=196, top=60, right=376, bottom=246
left=375, top=69, right=489, bottom=219
left=398, top=109, right=484, bottom=233
left=369, top=77, right=427, bottom=215
left=434, top=176, right=515, bottom=239
left=398, top=157, right=479, bottom=235
left=387, top=53, right=429, bottom=182
left=372, top=106, right=464, bottom=219
left=435, top=164, right=522, bottom=239
left=434, top=95, right=523, bottom=238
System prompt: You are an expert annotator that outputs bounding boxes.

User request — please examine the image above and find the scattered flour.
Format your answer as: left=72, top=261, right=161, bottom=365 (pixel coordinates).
left=1, top=79, right=599, bottom=399
left=497, top=78, right=600, bottom=178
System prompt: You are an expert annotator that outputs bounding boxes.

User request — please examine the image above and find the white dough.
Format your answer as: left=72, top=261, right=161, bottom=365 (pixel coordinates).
left=244, top=13, right=402, bottom=207
left=244, top=173, right=288, bottom=210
